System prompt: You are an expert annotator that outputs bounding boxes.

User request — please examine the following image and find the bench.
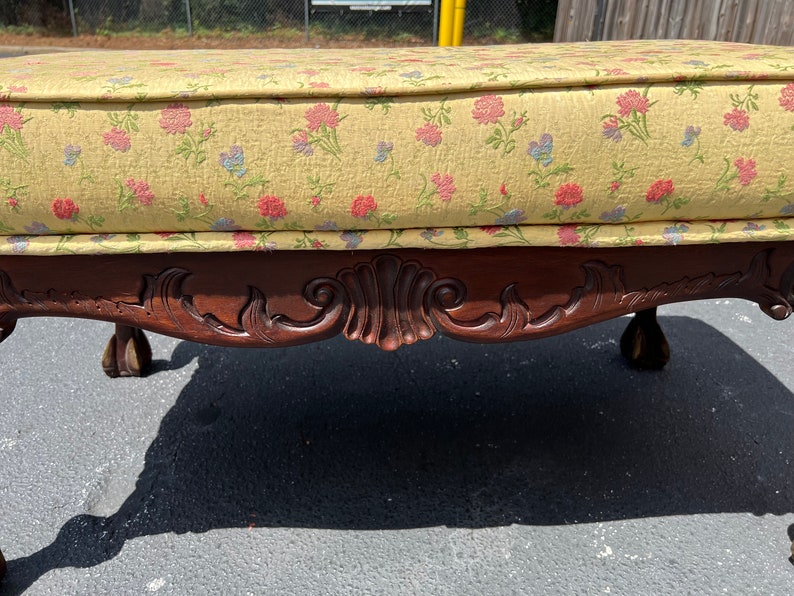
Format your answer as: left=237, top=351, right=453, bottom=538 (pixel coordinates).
left=2, top=39, right=794, bottom=577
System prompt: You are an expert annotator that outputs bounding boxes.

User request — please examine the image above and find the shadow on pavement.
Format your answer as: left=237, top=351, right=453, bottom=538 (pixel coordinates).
left=3, top=315, right=793, bottom=593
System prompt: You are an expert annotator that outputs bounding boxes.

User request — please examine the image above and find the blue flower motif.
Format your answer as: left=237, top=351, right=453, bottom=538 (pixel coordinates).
left=599, top=206, right=626, bottom=223
left=684, top=60, right=708, bottom=67
left=781, top=204, right=794, bottom=216
left=527, top=133, right=553, bottom=166
left=341, top=231, right=363, bottom=249
left=420, top=228, right=442, bottom=241
left=219, top=145, right=246, bottom=178
left=7, top=236, right=28, bottom=253
left=602, top=118, right=622, bottom=142
left=210, top=218, right=241, bottom=232
left=399, top=71, right=422, bottom=79
left=90, top=234, right=116, bottom=243
left=374, top=141, right=393, bottom=163
left=108, top=76, right=133, bottom=85
left=662, top=223, right=689, bottom=245
left=495, top=209, right=527, bottom=226
left=742, top=222, right=766, bottom=236
left=315, top=220, right=339, bottom=232
left=681, top=125, right=701, bottom=147
left=63, top=144, right=81, bottom=166
left=292, top=132, right=314, bottom=157
left=24, top=222, right=51, bottom=235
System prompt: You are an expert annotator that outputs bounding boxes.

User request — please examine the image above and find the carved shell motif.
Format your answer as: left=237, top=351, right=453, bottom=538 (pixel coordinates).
left=183, top=255, right=445, bottom=350
left=172, top=255, right=444, bottom=350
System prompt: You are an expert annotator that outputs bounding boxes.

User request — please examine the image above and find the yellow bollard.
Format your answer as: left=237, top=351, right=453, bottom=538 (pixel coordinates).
left=438, top=0, right=455, bottom=46
left=452, top=0, right=467, bottom=46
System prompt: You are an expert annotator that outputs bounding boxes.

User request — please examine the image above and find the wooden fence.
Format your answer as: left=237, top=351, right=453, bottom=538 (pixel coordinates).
left=554, top=0, right=794, bottom=45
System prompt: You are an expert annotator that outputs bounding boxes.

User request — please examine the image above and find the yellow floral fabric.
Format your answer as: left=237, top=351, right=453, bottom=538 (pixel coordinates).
left=2, top=39, right=794, bottom=255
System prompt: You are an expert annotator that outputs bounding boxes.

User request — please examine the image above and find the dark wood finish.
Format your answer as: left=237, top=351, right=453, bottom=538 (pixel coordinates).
left=0, top=318, right=14, bottom=342
left=0, top=547, right=5, bottom=581
left=0, top=243, right=792, bottom=358
left=102, top=324, right=153, bottom=378
left=620, top=307, right=671, bottom=369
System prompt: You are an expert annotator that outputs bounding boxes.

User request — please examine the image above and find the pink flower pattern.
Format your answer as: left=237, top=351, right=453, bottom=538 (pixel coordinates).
left=305, top=103, right=340, bottom=132
left=779, top=83, right=794, bottom=111
left=125, top=179, right=154, bottom=205
left=646, top=179, right=675, bottom=203
left=430, top=173, right=456, bottom=202
left=471, top=95, right=505, bottom=125
left=233, top=231, right=258, bottom=249
left=159, top=103, right=192, bottom=134
left=415, top=122, right=442, bottom=147
left=258, top=195, right=288, bottom=220
left=615, top=90, right=649, bottom=117
left=734, top=158, right=757, bottom=186
left=103, top=127, right=131, bottom=152
left=351, top=194, right=377, bottom=218
left=605, top=89, right=653, bottom=143
left=723, top=108, right=750, bottom=131
left=51, top=197, right=79, bottom=220
left=297, top=103, right=345, bottom=159
left=554, top=183, right=584, bottom=209
left=0, top=105, right=23, bottom=131
left=557, top=225, right=581, bottom=246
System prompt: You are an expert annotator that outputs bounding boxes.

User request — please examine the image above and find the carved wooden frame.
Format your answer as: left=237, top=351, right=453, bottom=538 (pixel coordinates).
left=0, top=242, right=792, bottom=353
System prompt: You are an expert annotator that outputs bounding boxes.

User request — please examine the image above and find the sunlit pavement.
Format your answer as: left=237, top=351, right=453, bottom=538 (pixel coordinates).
left=1, top=297, right=793, bottom=594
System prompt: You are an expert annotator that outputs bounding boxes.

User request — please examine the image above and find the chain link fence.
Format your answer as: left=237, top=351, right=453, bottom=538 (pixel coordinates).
left=1, top=0, right=557, bottom=46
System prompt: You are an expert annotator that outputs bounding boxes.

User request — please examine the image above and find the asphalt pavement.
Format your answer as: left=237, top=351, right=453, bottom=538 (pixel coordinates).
left=0, top=297, right=793, bottom=595
left=0, top=48, right=793, bottom=596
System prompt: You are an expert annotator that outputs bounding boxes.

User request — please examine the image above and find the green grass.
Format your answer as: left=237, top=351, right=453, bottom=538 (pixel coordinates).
left=475, top=26, right=522, bottom=44
left=0, top=24, right=50, bottom=36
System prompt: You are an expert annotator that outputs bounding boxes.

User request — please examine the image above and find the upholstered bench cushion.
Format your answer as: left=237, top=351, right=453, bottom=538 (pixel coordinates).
left=2, top=40, right=794, bottom=254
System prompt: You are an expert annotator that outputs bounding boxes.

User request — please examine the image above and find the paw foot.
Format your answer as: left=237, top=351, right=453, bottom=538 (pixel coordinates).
left=102, top=325, right=152, bottom=378
left=620, top=308, right=670, bottom=370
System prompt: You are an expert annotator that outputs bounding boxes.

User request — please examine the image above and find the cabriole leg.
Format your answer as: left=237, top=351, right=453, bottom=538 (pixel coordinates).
left=102, top=324, right=152, bottom=378
left=620, top=307, right=670, bottom=370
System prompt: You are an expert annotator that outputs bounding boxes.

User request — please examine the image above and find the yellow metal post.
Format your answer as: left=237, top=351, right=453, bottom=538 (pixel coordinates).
left=438, top=0, right=455, bottom=46
left=452, top=0, right=467, bottom=46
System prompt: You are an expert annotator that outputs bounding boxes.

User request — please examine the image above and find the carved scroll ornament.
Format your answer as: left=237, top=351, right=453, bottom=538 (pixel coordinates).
left=0, top=250, right=792, bottom=350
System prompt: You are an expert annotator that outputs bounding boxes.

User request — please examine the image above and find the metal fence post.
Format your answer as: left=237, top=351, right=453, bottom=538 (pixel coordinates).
left=432, top=0, right=439, bottom=46
left=305, top=0, right=310, bottom=43
left=67, top=0, right=77, bottom=36
left=185, top=0, right=193, bottom=36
